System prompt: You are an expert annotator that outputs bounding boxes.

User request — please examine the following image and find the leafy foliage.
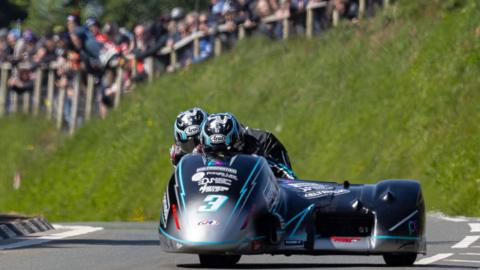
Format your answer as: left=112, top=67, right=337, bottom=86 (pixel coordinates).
left=0, top=0, right=28, bottom=28
left=3, top=0, right=209, bottom=33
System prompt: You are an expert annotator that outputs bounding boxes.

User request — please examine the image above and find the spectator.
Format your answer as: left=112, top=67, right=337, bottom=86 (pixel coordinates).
left=193, top=13, right=213, bottom=63
left=70, top=27, right=102, bottom=71
left=290, top=0, right=308, bottom=34
left=210, top=0, right=226, bottom=20
left=8, top=62, right=34, bottom=95
left=0, top=0, right=387, bottom=126
left=253, top=0, right=277, bottom=38
left=67, top=13, right=81, bottom=33
left=0, top=29, right=8, bottom=62
left=7, top=62, right=35, bottom=113
left=32, top=32, right=57, bottom=66
left=86, top=17, right=110, bottom=43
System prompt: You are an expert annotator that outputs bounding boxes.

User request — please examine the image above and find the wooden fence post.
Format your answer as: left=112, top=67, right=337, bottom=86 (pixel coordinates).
left=46, top=69, right=55, bottom=119
left=11, top=92, right=18, bottom=113
left=145, top=57, right=154, bottom=83
left=56, top=87, right=65, bottom=130
left=114, top=67, right=123, bottom=108
left=85, top=74, right=94, bottom=121
left=238, top=24, right=245, bottom=40
left=359, top=0, right=366, bottom=19
left=214, top=36, right=222, bottom=56
left=69, top=72, right=80, bottom=135
left=22, top=92, right=30, bottom=114
left=306, top=8, right=313, bottom=38
left=131, top=57, right=138, bottom=78
left=193, top=36, right=200, bottom=59
left=282, top=17, right=289, bottom=40
left=170, top=49, right=177, bottom=71
left=32, top=68, right=43, bottom=115
left=0, top=66, right=8, bottom=116
left=333, top=9, right=340, bottom=27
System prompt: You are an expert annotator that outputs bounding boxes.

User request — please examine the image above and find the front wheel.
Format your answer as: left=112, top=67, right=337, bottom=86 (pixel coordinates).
left=383, top=253, right=417, bottom=266
left=198, top=255, right=241, bottom=267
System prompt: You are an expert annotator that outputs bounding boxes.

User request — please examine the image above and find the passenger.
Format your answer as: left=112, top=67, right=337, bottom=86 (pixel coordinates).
left=199, top=112, right=296, bottom=179
left=170, top=107, right=209, bottom=165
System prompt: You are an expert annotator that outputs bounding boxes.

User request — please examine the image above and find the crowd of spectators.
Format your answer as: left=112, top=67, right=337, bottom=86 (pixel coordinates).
left=0, top=0, right=384, bottom=126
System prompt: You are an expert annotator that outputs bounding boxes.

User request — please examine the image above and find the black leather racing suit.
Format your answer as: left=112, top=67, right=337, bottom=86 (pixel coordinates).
left=170, top=126, right=296, bottom=179
left=235, top=126, right=296, bottom=179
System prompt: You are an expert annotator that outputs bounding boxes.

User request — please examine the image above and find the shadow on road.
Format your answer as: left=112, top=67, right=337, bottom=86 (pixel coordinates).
left=178, top=263, right=478, bottom=269
left=16, top=239, right=159, bottom=249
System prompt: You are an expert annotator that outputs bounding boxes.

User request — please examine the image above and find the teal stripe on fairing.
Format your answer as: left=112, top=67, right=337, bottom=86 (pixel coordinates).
left=177, top=160, right=187, bottom=214
left=285, top=204, right=315, bottom=227
left=225, top=158, right=263, bottom=227
left=289, top=204, right=315, bottom=237
left=159, top=226, right=266, bottom=245
left=373, top=235, right=420, bottom=240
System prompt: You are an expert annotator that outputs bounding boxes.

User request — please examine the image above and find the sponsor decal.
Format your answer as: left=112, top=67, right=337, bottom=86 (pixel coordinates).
left=331, top=236, right=361, bottom=243
left=185, top=125, right=200, bottom=136
left=303, top=189, right=350, bottom=199
left=210, top=134, right=226, bottom=144
left=199, top=185, right=229, bottom=193
left=284, top=240, right=303, bottom=246
left=192, top=177, right=232, bottom=186
left=286, top=182, right=334, bottom=192
left=205, top=171, right=238, bottom=181
left=193, top=167, right=238, bottom=193
left=197, top=219, right=219, bottom=226
left=197, top=166, right=237, bottom=174
left=192, top=172, right=205, bottom=181
left=284, top=182, right=350, bottom=199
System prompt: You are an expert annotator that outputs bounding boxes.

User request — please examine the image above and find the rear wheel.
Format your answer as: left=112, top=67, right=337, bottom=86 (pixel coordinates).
left=198, top=254, right=241, bottom=267
left=383, top=253, right=417, bottom=266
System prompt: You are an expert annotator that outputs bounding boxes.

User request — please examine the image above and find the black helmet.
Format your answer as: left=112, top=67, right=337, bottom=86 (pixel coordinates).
left=174, top=107, right=208, bottom=153
left=200, top=113, right=241, bottom=153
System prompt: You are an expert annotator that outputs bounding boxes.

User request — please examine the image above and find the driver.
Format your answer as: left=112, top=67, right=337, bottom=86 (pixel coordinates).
left=170, top=107, right=208, bottom=166
left=199, top=112, right=296, bottom=179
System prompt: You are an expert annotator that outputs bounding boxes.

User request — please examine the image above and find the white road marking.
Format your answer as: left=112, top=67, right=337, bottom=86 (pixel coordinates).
left=469, top=223, right=480, bottom=233
left=415, top=253, right=453, bottom=265
left=0, top=225, right=103, bottom=250
left=0, top=225, right=17, bottom=238
left=430, top=212, right=469, bottom=222
left=460, top=253, right=480, bottom=256
left=452, top=236, right=480, bottom=249
left=445, top=259, right=480, bottom=264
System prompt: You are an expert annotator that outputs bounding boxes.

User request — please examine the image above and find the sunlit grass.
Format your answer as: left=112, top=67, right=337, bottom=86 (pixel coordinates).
left=1, top=0, right=479, bottom=220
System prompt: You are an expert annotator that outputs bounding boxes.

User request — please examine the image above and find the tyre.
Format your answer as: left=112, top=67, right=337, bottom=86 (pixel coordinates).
left=383, top=253, right=417, bottom=266
left=198, top=254, right=241, bottom=267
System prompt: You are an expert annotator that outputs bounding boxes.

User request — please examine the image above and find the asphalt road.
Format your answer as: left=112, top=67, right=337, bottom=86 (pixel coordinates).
left=1, top=214, right=480, bottom=270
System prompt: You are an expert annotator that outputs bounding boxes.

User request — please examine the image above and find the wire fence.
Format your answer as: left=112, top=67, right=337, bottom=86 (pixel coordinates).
left=0, top=0, right=390, bottom=135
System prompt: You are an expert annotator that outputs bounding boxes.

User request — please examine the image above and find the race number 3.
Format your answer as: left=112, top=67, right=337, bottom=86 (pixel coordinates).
left=198, top=195, right=228, bottom=212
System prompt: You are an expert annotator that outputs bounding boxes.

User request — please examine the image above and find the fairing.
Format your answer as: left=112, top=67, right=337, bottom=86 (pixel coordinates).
left=159, top=154, right=426, bottom=255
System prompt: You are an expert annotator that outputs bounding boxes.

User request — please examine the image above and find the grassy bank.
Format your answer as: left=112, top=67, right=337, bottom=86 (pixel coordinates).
left=1, top=0, right=479, bottom=220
